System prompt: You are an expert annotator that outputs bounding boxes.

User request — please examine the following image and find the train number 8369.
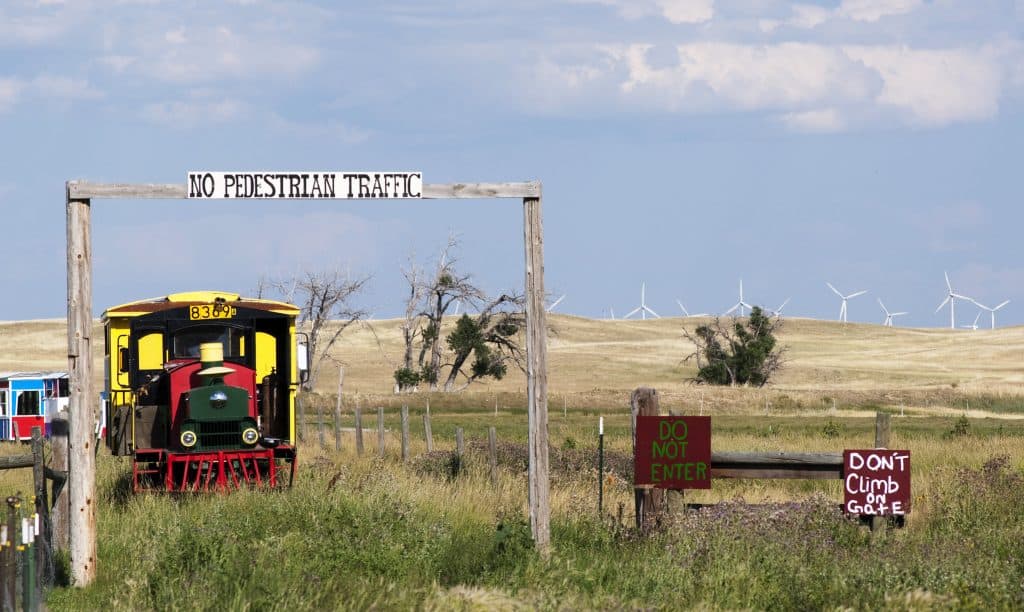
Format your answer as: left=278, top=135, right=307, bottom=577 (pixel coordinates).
left=189, top=304, right=237, bottom=320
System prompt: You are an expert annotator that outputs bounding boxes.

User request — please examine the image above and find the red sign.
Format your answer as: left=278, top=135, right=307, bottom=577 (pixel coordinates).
left=843, top=450, right=911, bottom=515
left=634, top=416, right=711, bottom=489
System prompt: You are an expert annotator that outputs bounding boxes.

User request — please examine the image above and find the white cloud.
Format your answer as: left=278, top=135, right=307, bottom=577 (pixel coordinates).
left=527, top=40, right=1015, bottom=130
left=620, top=42, right=880, bottom=111
left=845, top=45, right=1002, bottom=125
left=779, top=108, right=846, bottom=132
left=0, top=79, right=23, bottom=112
left=141, top=98, right=248, bottom=127
left=657, top=0, right=714, bottom=24
left=571, top=0, right=714, bottom=24
left=30, top=75, right=104, bottom=100
left=837, top=0, right=922, bottom=23
left=128, top=24, right=320, bottom=84
left=767, top=0, right=923, bottom=31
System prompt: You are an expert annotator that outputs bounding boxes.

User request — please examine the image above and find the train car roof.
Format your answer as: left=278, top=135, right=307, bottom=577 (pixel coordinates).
left=0, top=371, right=68, bottom=381
left=102, top=291, right=301, bottom=319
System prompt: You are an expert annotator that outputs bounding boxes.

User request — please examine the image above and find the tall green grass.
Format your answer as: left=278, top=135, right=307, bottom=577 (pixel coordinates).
left=46, top=416, right=1024, bottom=610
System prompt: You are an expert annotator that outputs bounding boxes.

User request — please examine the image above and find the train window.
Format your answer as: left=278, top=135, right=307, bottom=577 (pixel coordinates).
left=0, top=390, right=7, bottom=416
left=17, top=391, right=40, bottom=416
left=58, top=378, right=69, bottom=398
left=172, top=325, right=244, bottom=359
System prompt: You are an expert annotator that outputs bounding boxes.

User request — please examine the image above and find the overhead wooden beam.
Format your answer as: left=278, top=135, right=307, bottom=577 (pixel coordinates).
left=66, top=180, right=541, bottom=200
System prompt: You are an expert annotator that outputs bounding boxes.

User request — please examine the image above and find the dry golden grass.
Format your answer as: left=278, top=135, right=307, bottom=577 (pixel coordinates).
left=2, top=314, right=1023, bottom=417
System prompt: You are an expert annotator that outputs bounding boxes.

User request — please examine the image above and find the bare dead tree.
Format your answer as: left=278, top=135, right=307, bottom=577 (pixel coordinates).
left=272, top=269, right=370, bottom=392
left=416, top=236, right=484, bottom=390
left=442, top=292, right=526, bottom=391
left=394, top=255, right=427, bottom=393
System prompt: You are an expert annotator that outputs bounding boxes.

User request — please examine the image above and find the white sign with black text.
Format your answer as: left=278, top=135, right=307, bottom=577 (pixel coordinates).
left=187, top=171, right=423, bottom=199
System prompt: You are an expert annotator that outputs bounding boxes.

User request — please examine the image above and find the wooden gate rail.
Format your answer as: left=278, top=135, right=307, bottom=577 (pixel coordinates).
left=710, top=451, right=843, bottom=480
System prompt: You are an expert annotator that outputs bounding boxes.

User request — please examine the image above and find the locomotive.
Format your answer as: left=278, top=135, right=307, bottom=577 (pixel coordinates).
left=103, top=291, right=305, bottom=492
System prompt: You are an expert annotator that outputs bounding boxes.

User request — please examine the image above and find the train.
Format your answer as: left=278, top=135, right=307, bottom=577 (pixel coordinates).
left=0, top=372, right=69, bottom=441
left=102, top=291, right=306, bottom=492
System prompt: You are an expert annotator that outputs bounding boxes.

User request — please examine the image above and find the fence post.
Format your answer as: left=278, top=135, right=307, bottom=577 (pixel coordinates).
left=377, top=408, right=385, bottom=459
left=50, top=409, right=69, bottom=552
left=872, top=412, right=892, bottom=532
left=354, top=407, right=364, bottom=456
left=423, top=413, right=434, bottom=452
left=32, top=427, right=47, bottom=599
left=401, top=406, right=410, bottom=462
left=5, top=496, right=17, bottom=611
left=456, top=427, right=465, bottom=459
left=334, top=366, right=344, bottom=452
left=488, top=427, right=498, bottom=485
left=631, top=387, right=664, bottom=530
left=317, top=401, right=325, bottom=448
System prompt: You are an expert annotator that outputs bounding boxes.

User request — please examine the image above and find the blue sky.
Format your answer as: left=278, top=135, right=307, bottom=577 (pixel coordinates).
left=1, top=0, right=1023, bottom=328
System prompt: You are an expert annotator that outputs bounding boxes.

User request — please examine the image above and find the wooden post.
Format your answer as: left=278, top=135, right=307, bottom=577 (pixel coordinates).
left=875, top=412, right=891, bottom=448
left=872, top=412, right=892, bottom=532
left=334, top=366, right=344, bottom=452
left=488, top=427, right=498, bottom=485
left=66, top=192, right=96, bottom=586
left=31, top=427, right=47, bottom=602
left=50, top=408, right=70, bottom=551
left=631, top=387, right=664, bottom=530
left=523, top=194, right=550, bottom=553
left=354, top=407, right=364, bottom=456
left=423, top=413, right=434, bottom=452
left=377, top=407, right=385, bottom=458
left=317, top=401, right=325, bottom=448
left=401, top=406, right=410, bottom=462
left=456, top=427, right=465, bottom=458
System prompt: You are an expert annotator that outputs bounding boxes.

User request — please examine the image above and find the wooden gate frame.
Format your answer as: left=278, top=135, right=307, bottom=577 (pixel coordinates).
left=64, top=179, right=550, bottom=586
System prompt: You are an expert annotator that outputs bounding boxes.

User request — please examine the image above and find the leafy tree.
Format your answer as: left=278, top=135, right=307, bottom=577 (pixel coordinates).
left=442, top=294, right=524, bottom=391
left=682, top=306, right=784, bottom=386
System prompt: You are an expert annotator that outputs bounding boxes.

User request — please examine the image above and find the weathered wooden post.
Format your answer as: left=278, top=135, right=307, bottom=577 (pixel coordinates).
left=631, top=387, right=664, bottom=530
left=523, top=193, right=550, bottom=553
left=377, top=407, right=385, bottom=459
left=50, top=409, right=69, bottom=551
left=423, top=413, right=434, bottom=452
left=354, top=407, right=364, bottom=456
left=872, top=412, right=892, bottom=532
left=488, top=427, right=498, bottom=485
left=334, top=366, right=344, bottom=452
left=317, top=400, right=325, bottom=448
left=401, top=406, right=410, bottom=462
left=456, top=427, right=465, bottom=459
left=66, top=189, right=96, bottom=585
left=31, top=427, right=47, bottom=601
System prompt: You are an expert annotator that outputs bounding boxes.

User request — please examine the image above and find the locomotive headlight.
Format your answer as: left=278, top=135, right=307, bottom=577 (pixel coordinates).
left=180, top=430, right=198, bottom=448
left=241, top=427, right=259, bottom=445
left=210, top=391, right=229, bottom=409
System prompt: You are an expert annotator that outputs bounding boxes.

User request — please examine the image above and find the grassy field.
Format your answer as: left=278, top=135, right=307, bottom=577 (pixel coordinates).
left=1, top=314, right=1022, bottom=608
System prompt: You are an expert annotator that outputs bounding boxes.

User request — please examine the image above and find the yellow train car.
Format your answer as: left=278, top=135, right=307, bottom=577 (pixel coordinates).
left=103, top=291, right=306, bottom=491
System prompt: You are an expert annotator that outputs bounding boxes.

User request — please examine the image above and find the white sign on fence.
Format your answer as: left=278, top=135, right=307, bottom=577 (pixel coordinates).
left=187, top=171, right=423, bottom=199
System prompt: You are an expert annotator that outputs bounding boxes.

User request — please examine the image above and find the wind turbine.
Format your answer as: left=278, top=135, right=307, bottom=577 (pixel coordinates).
left=546, top=294, right=566, bottom=313
left=768, top=298, right=791, bottom=317
left=676, top=299, right=708, bottom=318
left=971, top=298, right=1010, bottom=329
left=609, top=307, right=616, bottom=320
left=961, top=311, right=982, bottom=331
left=724, top=280, right=753, bottom=316
left=624, top=283, right=659, bottom=320
left=826, top=282, right=867, bottom=323
left=935, top=272, right=973, bottom=330
left=877, top=298, right=907, bottom=327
